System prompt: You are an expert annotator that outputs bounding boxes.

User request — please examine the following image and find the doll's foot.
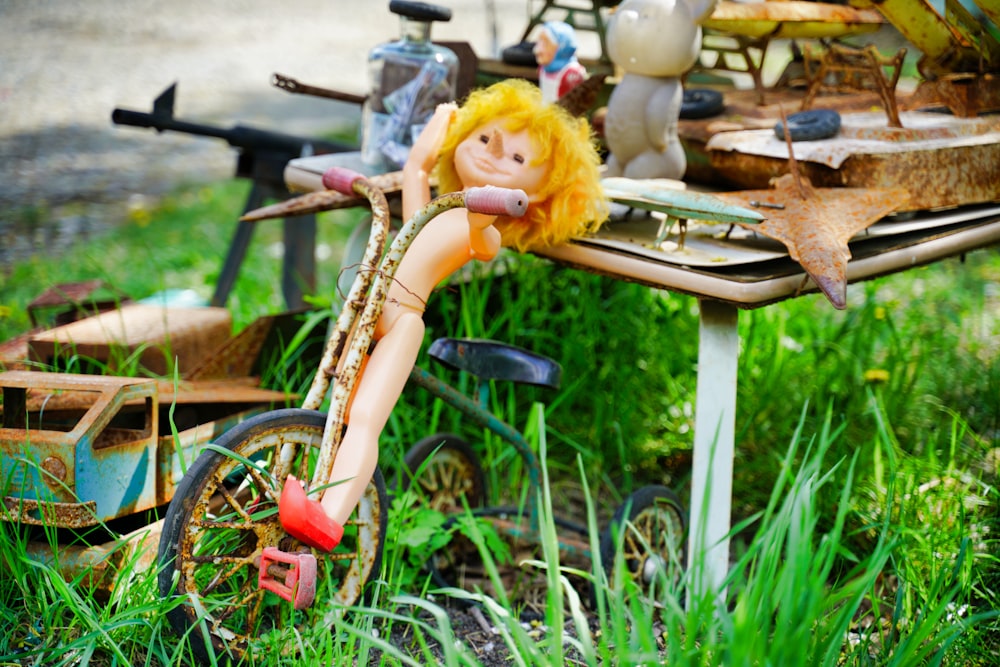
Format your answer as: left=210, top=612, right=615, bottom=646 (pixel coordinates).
left=278, top=476, right=343, bottom=552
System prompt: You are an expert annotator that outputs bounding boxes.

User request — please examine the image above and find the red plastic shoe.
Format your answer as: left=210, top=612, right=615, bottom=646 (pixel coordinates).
left=278, top=476, right=344, bottom=552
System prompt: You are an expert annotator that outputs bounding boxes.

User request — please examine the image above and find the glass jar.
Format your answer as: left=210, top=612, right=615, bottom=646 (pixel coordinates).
left=360, top=1, right=459, bottom=169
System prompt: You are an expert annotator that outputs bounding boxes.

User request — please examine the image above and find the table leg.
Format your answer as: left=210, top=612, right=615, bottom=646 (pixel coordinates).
left=211, top=182, right=268, bottom=308
left=687, top=299, right=738, bottom=607
left=282, top=213, right=317, bottom=310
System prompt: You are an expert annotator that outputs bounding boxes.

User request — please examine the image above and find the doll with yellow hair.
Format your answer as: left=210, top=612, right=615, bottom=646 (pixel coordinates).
left=279, top=79, right=608, bottom=551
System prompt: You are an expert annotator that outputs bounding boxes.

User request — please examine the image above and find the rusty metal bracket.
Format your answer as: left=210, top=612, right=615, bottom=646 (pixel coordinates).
left=906, top=72, right=1000, bottom=117
left=697, top=31, right=772, bottom=106
left=802, top=43, right=907, bottom=128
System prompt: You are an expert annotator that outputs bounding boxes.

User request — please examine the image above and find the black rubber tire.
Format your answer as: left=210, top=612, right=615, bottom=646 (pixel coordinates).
left=400, top=433, right=487, bottom=512
left=774, top=109, right=841, bottom=141
left=502, top=41, right=538, bottom=68
left=157, top=408, right=388, bottom=663
left=680, top=88, right=725, bottom=119
left=599, top=485, right=687, bottom=599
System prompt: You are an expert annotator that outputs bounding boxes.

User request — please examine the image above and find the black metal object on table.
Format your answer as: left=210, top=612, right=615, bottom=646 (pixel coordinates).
left=111, top=83, right=355, bottom=309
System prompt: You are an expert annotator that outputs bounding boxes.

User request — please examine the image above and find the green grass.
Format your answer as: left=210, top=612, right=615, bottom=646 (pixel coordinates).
left=1, top=178, right=999, bottom=665
left=1, top=181, right=367, bottom=336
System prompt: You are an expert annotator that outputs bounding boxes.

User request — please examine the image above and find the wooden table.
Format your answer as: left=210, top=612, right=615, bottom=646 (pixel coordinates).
left=535, top=202, right=1000, bottom=599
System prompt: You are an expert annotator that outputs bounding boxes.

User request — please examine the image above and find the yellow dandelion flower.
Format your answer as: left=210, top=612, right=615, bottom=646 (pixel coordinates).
left=864, top=368, right=890, bottom=383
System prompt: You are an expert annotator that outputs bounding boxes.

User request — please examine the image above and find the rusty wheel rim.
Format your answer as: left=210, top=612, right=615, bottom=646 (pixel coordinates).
left=411, top=449, right=483, bottom=513
left=620, top=502, right=685, bottom=591
left=171, top=419, right=383, bottom=656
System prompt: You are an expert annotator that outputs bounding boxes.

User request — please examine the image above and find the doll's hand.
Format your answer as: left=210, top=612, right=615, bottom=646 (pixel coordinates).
left=408, top=103, right=458, bottom=174
left=467, top=211, right=496, bottom=231
left=403, top=103, right=457, bottom=220
left=467, top=212, right=503, bottom=259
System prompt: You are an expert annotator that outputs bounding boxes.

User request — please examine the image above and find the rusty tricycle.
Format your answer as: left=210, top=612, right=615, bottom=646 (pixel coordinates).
left=156, top=168, right=687, bottom=659
left=155, top=168, right=530, bottom=657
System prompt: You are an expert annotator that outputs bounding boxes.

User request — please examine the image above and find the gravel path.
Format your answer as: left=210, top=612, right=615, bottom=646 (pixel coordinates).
left=0, top=0, right=538, bottom=265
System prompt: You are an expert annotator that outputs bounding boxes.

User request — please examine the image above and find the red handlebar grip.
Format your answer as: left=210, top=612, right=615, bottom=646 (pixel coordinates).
left=464, top=186, right=529, bottom=217
left=322, top=167, right=364, bottom=195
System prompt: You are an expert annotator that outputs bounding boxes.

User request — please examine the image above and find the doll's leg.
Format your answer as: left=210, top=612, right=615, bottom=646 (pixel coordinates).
left=324, top=311, right=426, bottom=523
left=279, top=311, right=426, bottom=551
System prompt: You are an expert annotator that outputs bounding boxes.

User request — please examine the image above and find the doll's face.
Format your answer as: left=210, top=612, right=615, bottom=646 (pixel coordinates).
left=454, top=120, right=549, bottom=200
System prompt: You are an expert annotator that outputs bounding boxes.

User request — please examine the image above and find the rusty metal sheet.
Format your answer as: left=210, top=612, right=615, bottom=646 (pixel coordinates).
left=27, top=303, right=232, bottom=377
left=715, top=174, right=909, bottom=309
left=708, top=111, right=1000, bottom=169
left=706, top=111, right=1000, bottom=210
left=154, top=378, right=291, bottom=405
left=703, top=0, right=884, bottom=40
left=185, top=312, right=278, bottom=380
left=15, top=518, right=163, bottom=594
left=906, top=73, right=1000, bottom=117
left=26, top=280, right=131, bottom=328
left=0, top=330, right=34, bottom=370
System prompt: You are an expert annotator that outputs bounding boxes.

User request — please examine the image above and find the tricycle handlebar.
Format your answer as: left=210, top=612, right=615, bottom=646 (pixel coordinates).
left=464, top=186, right=528, bottom=217
left=322, top=166, right=365, bottom=195
left=321, top=169, right=527, bottom=220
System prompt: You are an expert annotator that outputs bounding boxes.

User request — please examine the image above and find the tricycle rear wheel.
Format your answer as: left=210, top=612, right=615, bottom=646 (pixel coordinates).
left=600, top=485, right=686, bottom=599
left=157, top=408, right=387, bottom=662
left=399, top=433, right=487, bottom=512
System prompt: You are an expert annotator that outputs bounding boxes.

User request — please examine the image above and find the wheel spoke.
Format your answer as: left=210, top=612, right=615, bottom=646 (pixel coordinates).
left=190, top=553, right=256, bottom=566
left=403, top=434, right=485, bottom=514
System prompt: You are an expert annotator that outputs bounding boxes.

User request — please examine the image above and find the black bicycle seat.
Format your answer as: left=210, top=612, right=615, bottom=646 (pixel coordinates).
left=427, top=338, right=561, bottom=389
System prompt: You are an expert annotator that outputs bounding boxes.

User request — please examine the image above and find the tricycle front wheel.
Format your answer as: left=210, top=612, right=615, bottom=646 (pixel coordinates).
left=157, top=408, right=387, bottom=662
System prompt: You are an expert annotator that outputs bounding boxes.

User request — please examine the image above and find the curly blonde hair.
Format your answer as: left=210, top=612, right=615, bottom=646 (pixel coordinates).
left=434, top=79, right=608, bottom=252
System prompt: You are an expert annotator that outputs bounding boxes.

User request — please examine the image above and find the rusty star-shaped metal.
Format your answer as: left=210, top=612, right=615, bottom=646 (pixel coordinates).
left=716, top=174, right=909, bottom=309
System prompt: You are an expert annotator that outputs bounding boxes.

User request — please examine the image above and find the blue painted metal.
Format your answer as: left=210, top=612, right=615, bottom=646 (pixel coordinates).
left=1, top=370, right=280, bottom=528
left=1, top=372, right=158, bottom=526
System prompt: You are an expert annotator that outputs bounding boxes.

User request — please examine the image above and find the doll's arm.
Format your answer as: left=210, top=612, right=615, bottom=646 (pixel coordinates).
left=402, top=103, right=457, bottom=221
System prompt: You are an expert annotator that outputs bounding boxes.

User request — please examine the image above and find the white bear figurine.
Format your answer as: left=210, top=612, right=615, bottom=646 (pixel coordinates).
left=603, top=0, right=717, bottom=180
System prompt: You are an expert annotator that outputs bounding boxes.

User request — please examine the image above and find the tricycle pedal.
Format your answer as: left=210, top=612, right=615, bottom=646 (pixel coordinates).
left=257, top=546, right=317, bottom=609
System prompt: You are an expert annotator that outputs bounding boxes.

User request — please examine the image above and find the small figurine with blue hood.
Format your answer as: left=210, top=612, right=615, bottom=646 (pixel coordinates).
left=533, top=21, right=587, bottom=104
